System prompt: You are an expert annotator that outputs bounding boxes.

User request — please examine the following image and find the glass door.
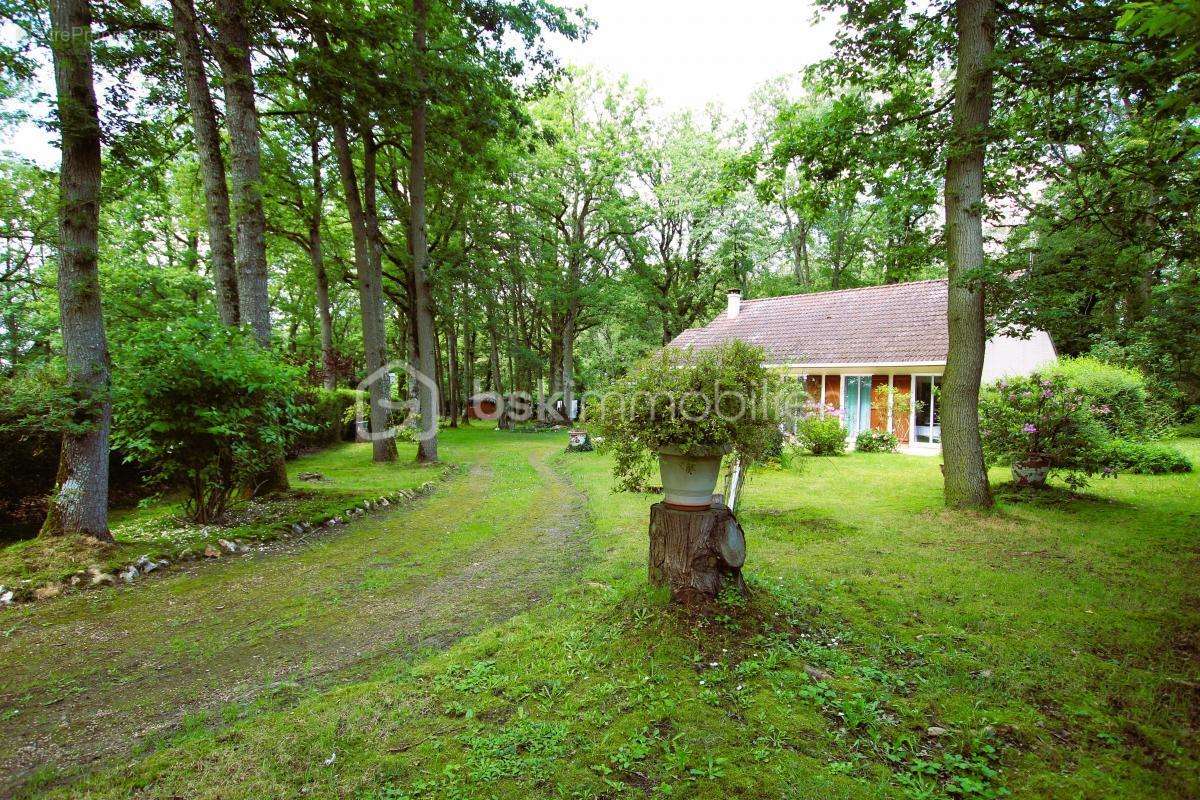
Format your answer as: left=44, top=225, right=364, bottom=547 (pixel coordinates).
left=914, top=375, right=942, bottom=443
left=844, top=376, right=872, bottom=441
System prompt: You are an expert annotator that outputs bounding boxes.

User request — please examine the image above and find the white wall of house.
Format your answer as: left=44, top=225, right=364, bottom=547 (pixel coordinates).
left=981, top=330, right=1058, bottom=383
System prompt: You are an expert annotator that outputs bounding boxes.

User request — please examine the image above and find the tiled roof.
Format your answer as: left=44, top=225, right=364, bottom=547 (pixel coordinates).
left=670, top=279, right=950, bottom=365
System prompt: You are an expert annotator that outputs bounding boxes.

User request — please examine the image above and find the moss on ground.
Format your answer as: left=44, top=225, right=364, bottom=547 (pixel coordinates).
left=0, top=441, right=448, bottom=593
left=4, top=430, right=1198, bottom=799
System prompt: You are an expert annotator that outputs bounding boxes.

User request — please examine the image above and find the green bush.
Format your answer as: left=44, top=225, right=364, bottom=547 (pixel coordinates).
left=291, top=388, right=360, bottom=453
left=1101, top=440, right=1193, bottom=474
left=855, top=429, right=899, bottom=453
left=589, top=342, right=788, bottom=491
left=110, top=320, right=308, bottom=523
left=796, top=415, right=848, bottom=456
left=1044, top=357, right=1174, bottom=440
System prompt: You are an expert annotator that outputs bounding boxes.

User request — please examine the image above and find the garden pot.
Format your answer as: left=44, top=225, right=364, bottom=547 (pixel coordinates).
left=658, top=445, right=729, bottom=510
left=1012, top=460, right=1050, bottom=488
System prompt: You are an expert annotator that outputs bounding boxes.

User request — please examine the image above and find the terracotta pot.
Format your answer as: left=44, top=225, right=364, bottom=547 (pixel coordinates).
left=658, top=445, right=729, bottom=510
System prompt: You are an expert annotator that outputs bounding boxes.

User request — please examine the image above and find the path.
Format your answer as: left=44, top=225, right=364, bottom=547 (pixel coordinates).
left=0, top=433, right=588, bottom=795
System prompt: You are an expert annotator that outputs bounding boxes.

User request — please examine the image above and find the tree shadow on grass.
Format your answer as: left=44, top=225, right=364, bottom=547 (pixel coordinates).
left=992, top=481, right=1133, bottom=510
left=738, top=506, right=859, bottom=544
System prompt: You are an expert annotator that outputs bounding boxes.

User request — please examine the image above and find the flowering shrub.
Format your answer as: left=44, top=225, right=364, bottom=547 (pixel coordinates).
left=979, top=374, right=1114, bottom=489
left=793, top=403, right=848, bottom=456
left=855, top=429, right=899, bottom=453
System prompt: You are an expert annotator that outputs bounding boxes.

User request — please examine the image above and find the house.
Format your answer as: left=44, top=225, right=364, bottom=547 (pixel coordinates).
left=670, top=280, right=1057, bottom=447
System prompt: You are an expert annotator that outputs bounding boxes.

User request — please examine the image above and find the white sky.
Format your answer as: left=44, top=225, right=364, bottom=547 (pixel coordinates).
left=556, top=0, right=836, bottom=113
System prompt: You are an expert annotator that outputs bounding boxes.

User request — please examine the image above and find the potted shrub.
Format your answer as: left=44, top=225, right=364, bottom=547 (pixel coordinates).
left=979, top=374, right=1114, bottom=490
left=590, top=342, right=787, bottom=509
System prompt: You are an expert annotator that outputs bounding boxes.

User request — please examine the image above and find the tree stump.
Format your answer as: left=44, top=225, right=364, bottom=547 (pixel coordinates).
left=648, top=502, right=746, bottom=604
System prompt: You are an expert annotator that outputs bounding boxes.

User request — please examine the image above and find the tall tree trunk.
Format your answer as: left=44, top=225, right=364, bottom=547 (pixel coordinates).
left=42, top=0, right=112, bottom=541
left=447, top=317, right=460, bottom=429
left=211, top=0, right=288, bottom=493
left=561, top=315, right=575, bottom=422
left=941, top=0, right=995, bottom=510
left=1125, top=187, right=1158, bottom=325
left=170, top=0, right=239, bottom=326
left=308, top=129, right=336, bottom=390
left=329, top=115, right=397, bottom=462
left=211, top=0, right=270, bottom=346
left=410, top=0, right=439, bottom=462
left=462, top=326, right=475, bottom=425
left=359, top=127, right=397, bottom=460
left=487, top=308, right=502, bottom=393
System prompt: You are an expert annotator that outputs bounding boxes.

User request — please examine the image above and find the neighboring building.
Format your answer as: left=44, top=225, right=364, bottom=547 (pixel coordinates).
left=670, top=280, right=1057, bottom=447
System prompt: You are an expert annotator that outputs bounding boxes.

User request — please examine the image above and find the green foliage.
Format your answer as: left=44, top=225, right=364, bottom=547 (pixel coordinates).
left=1044, top=356, right=1175, bottom=441
left=1101, top=439, right=1193, bottom=474
left=872, top=384, right=916, bottom=423
left=979, top=374, right=1115, bottom=489
left=588, top=342, right=788, bottom=491
left=855, top=429, right=899, bottom=453
left=292, top=388, right=359, bottom=453
left=110, top=320, right=308, bottom=523
left=795, top=414, right=848, bottom=456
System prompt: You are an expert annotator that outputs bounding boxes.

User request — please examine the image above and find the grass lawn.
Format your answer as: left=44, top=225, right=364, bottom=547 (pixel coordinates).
left=5, top=429, right=1198, bottom=799
left=0, top=442, right=450, bottom=592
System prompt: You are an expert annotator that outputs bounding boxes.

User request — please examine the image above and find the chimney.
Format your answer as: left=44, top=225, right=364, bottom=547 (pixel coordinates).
left=726, top=288, right=742, bottom=319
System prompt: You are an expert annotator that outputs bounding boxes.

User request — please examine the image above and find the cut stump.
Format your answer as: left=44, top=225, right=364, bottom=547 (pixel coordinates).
left=648, top=502, right=746, bottom=604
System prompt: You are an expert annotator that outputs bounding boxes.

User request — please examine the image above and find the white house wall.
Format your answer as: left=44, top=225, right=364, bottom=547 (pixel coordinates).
left=981, top=330, right=1058, bottom=383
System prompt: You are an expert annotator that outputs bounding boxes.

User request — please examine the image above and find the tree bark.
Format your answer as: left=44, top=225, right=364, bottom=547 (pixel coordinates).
left=941, top=0, right=995, bottom=510
left=211, top=0, right=270, bottom=347
left=560, top=316, right=575, bottom=422
left=308, top=129, right=337, bottom=390
left=410, top=0, right=439, bottom=462
left=42, top=0, right=112, bottom=541
left=447, top=317, right=460, bottom=429
left=329, top=115, right=397, bottom=462
left=648, top=502, right=746, bottom=604
left=170, top=0, right=239, bottom=327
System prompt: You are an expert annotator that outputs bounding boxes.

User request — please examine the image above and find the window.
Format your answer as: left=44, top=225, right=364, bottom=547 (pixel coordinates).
left=914, top=375, right=942, bottom=444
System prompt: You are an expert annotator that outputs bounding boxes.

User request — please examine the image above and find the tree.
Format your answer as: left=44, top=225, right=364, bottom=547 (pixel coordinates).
left=622, top=113, right=742, bottom=345
left=169, top=0, right=239, bottom=326
left=40, top=0, right=113, bottom=539
left=409, top=0, right=439, bottom=462
left=940, top=0, right=997, bottom=509
left=210, top=0, right=271, bottom=346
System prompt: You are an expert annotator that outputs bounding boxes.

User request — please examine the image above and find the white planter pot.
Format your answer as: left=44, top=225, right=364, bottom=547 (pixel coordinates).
left=1012, top=461, right=1050, bottom=488
left=658, top=445, right=728, bottom=510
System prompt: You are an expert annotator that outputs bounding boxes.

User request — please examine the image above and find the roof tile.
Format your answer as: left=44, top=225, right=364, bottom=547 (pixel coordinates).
left=671, top=279, right=949, bottom=365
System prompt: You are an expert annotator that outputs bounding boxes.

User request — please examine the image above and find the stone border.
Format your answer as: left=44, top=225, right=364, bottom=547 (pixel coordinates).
left=0, top=476, right=452, bottom=609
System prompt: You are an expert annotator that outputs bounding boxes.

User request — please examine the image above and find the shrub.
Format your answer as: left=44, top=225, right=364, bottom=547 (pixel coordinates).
left=0, top=364, right=148, bottom=524
left=979, top=374, right=1115, bottom=489
left=1101, top=439, right=1193, bottom=474
left=588, top=342, right=789, bottom=491
left=291, top=388, right=360, bottom=453
left=855, top=429, right=899, bottom=453
left=1044, top=357, right=1174, bottom=440
left=110, top=320, right=308, bottom=523
left=795, top=411, right=848, bottom=456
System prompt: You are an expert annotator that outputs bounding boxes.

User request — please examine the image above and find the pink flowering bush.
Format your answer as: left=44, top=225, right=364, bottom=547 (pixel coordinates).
left=793, top=401, right=848, bottom=456
left=979, top=374, right=1114, bottom=489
